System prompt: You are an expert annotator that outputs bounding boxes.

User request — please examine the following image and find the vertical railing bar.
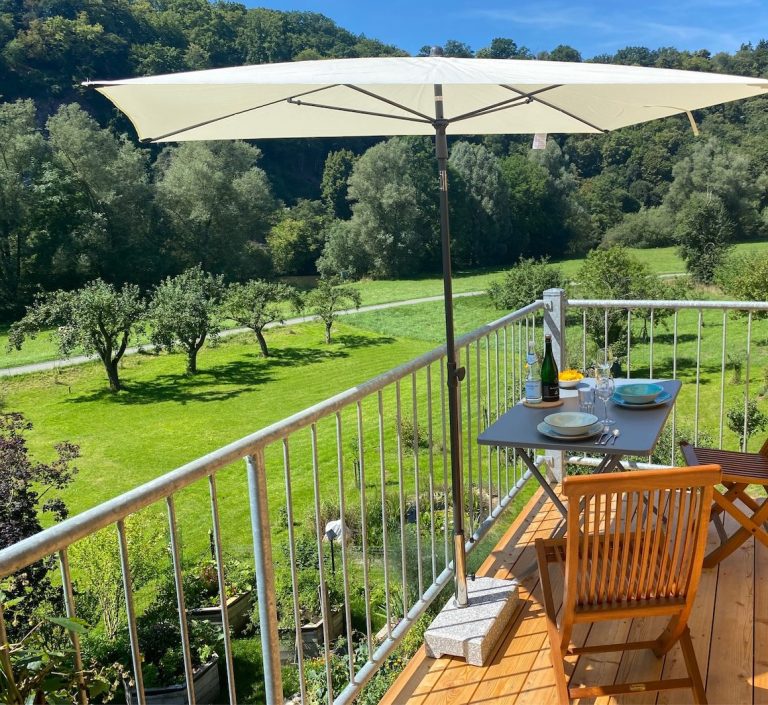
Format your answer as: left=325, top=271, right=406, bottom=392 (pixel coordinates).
left=310, top=424, right=334, bottom=704
left=581, top=309, right=587, bottom=372
left=503, top=327, right=509, bottom=495
left=355, top=402, right=374, bottom=664
left=649, top=308, right=655, bottom=379
left=208, top=475, right=237, bottom=705
left=377, top=391, right=392, bottom=639
left=694, top=309, right=703, bottom=445
left=411, top=373, right=424, bottom=598
left=626, top=309, right=631, bottom=378
left=281, top=440, right=307, bottom=702
left=246, top=449, right=282, bottom=703
left=335, top=412, right=355, bottom=679
left=743, top=311, right=753, bottom=452
left=518, top=319, right=523, bottom=400
left=166, top=496, right=196, bottom=705
left=426, top=366, right=437, bottom=585
left=58, top=548, right=87, bottom=705
left=465, top=344, right=474, bottom=535
left=440, top=363, right=449, bottom=572
left=719, top=311, right=727, bottom=449
left=395, top=381, right=408, bottom=616
left=671, top=310, right=678, bottom=466
left=476, top=341, right=483, bottom=522
left=117, top=519, right=146, bottom=705
left=604, top=309, right=609, bottom=361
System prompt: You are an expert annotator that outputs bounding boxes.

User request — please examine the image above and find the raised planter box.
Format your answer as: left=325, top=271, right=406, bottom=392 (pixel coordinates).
left=278, top=610, right=344, bottom=663
left=130, top=654, right=219, bottom=705
left=189, top=591, right=252, bottom=634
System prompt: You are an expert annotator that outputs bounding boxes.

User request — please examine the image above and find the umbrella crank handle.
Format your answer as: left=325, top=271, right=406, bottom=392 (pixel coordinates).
left=455, top=366, right=466, bottom=382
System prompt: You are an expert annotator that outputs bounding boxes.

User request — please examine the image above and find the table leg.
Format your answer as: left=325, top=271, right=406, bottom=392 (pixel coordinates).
left=516, top=447, right=568, bottom=519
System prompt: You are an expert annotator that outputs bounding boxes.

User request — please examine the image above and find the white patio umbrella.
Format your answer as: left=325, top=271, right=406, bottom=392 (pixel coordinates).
left=85, top=51, right=768, bottom=638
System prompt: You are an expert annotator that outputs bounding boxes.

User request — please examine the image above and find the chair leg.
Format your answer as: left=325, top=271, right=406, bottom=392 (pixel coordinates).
left=654, top=614, right=686, bottom=657
left=679, top=626, right=707, bottom=704
left=536, top=541, right=571, bottom=705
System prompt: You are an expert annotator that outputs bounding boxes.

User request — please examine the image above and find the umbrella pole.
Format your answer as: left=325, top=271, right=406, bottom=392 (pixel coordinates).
left=434, top=87, right=469, bottom=608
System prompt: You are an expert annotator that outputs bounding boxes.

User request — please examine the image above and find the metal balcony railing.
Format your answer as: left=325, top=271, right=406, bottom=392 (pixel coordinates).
left=1, top=293, right=766, bottom=705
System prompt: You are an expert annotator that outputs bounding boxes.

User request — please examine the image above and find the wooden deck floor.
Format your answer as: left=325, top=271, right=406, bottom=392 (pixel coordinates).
left=382, top=488, right=767, bottom=705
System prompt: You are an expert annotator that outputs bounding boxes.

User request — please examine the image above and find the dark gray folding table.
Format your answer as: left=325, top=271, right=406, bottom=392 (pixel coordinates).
left=477, top=379, right=681, bottom=520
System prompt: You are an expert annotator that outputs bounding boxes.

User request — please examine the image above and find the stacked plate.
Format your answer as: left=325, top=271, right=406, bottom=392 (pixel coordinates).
left=538, top=411, right=602, bottom=440
left=613, top=383, right=670, bottom=408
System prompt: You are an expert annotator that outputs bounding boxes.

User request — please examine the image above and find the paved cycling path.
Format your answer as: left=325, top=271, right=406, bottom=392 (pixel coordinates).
left=0, top=291, right=485, bottom=378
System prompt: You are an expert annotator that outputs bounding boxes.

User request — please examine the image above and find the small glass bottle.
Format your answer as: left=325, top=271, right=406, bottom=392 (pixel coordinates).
left=541, top=334, right=560, bottom=402
left=525, top=341, right=542, bottom=404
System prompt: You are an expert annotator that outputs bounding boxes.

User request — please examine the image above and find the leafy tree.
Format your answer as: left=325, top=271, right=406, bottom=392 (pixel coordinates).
left=69, top=514, right=164, bottom=640
left=675, top=192, right=734, bottom=283
left=316, top=219, right=371, bottom=280
left=8, top=280, right=145, bottom=392
left=545, top=45, right=582, bottom=62
left=603, top=206, right=675, bottom=248
left=715, top=249, right=768, bottom=309
left=726, top=399, right=768, bottom=450
left=476, top=37, right=532, bottom=59
left=576, top=246, right=681, bottom=354
left=0, top=413, right=79, bottom=638
left=449, top=141, right=512, bottom=267
left=303, top=278, right=361, bottom=343
left=0, top=99, right=46, bottom=316
left=225, top=279, right=295, bottom=357
left=345, top=137, right=439, bottom=277
left=488, top=257, right=565, bottom=311
left=321, top=149, right=356, bottom=219
left=267, top=200, right=329, bottom=276
left=148, top=266, right=225, bottom=374
left=155, top=141, right=277, bottom=277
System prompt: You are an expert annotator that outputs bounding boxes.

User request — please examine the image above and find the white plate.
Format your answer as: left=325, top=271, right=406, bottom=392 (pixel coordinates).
left=544, top=411, right=599, bottom=435
left=537, top=420, right=604, bottom=441
left=612, top=390, right=672, bottom=408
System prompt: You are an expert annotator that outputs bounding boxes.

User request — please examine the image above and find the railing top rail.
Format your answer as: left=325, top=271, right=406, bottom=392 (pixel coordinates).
left=568, top=298, right=768, bottom=312
left=0, top=300, right=544, bottom=578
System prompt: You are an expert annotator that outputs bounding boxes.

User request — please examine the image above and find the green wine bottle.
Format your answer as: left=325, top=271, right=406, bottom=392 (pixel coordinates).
left=541, top=334, right=560, bottom=402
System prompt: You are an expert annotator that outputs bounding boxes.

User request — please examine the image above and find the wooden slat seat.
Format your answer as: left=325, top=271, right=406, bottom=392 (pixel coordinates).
left=681, top=440, right=768, bottom=568
left=536, top=465, right=720, bottom=705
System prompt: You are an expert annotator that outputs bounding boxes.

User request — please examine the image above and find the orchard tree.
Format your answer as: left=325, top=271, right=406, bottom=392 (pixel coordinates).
left=716, top=249, right=768, bottom=309
left=8, top=279, right=145, bottom=392
left=149, top=266, right=225, bottom=374
left=225, top=280, right=295, bottom=357
left=727, top=399, right=768, bottom=451
left=0, top=413, right=79, bottom=635
left=303, top=277, right=361, bottom=344
left=488, top=257, right=565, bottom=311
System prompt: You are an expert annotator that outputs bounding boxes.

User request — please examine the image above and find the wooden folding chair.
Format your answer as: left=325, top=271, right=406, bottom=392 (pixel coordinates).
left=536, top=464, right=720, bottom=705
left=681, top=440, right=768, bottom=567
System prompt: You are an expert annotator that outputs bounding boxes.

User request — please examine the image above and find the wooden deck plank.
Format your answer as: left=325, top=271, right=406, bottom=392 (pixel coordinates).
left=382, top=490, right=762, bottom=705
left=705, top=513, right=754, bottom=705
left=655, top=522, right=721, bottom=705
left=755, top=518, right=768, bottom=705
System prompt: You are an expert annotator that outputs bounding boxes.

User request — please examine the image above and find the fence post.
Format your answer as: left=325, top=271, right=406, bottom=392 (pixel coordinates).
left=246, top=450, right=283, bottom=705
left=543, top=288, right=567, bottom=483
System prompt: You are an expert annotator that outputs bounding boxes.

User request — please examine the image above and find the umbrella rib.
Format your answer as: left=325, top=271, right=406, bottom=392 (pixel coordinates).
left=448, top=84, right=562, bottom=123
left=502, top=84, right=609, bottom=133
left=342, top=84, right=435, bottom=121
left=139, top=85, right=342, bottom=142
left=287, top=98, right=432, bottom=124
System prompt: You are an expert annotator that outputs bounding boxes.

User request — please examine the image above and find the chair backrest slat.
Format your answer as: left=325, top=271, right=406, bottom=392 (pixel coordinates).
left=562, top=466, right=719, bottom=615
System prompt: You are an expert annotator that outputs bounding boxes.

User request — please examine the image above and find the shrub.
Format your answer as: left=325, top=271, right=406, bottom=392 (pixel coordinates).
left=487, top=257, right=565, bottom=311
left=603, top=206, right=675, bottom=248
left=715, top=250, right=768, bottom=312
left=650, top=423, right=714, bottom=466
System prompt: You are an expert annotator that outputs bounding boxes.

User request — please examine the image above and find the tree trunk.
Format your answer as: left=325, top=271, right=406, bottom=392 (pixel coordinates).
left=187, top=350, right=198, bottom=374
left=255, top=329, right=269, bottom=357
left=325, top=321, right=332, bottom=344
left=105, top=359, right=121, bottom=392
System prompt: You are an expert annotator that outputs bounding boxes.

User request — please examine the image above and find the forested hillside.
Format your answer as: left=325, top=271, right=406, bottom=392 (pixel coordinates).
left=1, top=0, right=767, bottom=319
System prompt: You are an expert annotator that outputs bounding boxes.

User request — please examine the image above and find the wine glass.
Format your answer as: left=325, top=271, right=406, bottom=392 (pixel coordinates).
left=594, top=347, right=614, bottom=380
left=595, top=376, right=615, bottom=426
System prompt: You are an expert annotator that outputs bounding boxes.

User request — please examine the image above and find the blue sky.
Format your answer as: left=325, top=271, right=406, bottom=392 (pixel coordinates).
left=247, top=0, right=767, bottom=58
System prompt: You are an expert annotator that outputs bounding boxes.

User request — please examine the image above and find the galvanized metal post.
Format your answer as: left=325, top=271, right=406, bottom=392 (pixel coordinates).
left=246, top=450, right=283, bottom=704
left=543, top=288, right=567, bottom=482
left=433, top=74, right=468, bottom=608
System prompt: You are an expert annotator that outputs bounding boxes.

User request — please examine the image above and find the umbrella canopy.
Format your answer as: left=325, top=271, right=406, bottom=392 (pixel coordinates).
left=87, top=56, right=768, bottom=142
